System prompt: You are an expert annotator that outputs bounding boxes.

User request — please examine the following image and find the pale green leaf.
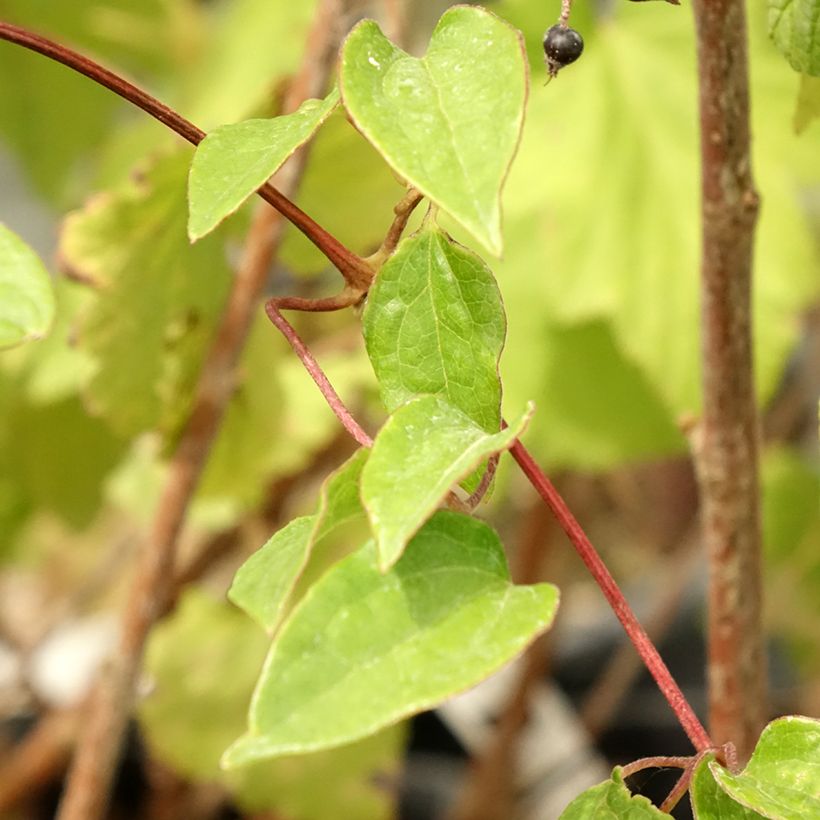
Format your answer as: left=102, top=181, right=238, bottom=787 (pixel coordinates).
left=769, top=0, right=820, bottom=75
left=183, top=0, right=318, bottom=126
left=507, top=320, right=684, bottom=470
left=709, top=716, right=820, bottom=818
left=340, top=6, right=527, bottom=255
left=362, top=223, right=506, bottom=433
left=196, top=314, right=285, bottom=511
left=228, top=450, right=368, bottom=632
left=362, top=396, right=532, bottom=570
left=224, top=511, right=558, bottom=764
left=794, top=73, right=820, bottom=131
left=0, top=225, right=55, bottom=349
left=59, top=151, right=232, bottom=438
left=0, top=0, right=192, bottom=201
left=188, top=88, right=339, bottom=241
left=559, top=768, right=670, bottom=818
left=141, top=590, right=403, bottom=820
left=690, top=755, right=765, bottom=819
left=5, top=394, right=126, bottom=529
left=498, top=4, right=820, bottom=445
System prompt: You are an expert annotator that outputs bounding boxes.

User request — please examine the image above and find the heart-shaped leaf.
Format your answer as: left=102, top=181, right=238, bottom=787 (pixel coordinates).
left=690, top=755, right=765, bottom=818
left=706, top=716, right=820, bottom=818
left=228, top=449, right=367, bottom=633
left=223, top=510, right=558, bottom=765
left=362, top=222, right=506, bottom=434
left=0, top=224, right=55, bottom=349
left=188, top=87, right=339, bottom=241
left=340, top=6, right=527, bottom=255
left=362, top=396, right=532, bottom=570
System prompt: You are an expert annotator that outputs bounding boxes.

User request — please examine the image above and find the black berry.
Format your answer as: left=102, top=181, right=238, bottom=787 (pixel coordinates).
left=543, top=24, right=584, bottom=76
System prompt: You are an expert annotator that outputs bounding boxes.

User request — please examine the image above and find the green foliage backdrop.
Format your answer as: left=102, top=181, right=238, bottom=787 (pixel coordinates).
left=0, top=0, right=818, bottom=817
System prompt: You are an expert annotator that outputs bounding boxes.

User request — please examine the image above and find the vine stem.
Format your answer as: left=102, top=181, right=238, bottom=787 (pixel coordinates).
left=53, top=4, right=344, bottom=818
left=691, top=0, right=766, bottom=761
left=264, top=301, right=373, bottom=448
left=508, top=439, right=713, bottom=752
left=0, top=19, right=372, bottom=291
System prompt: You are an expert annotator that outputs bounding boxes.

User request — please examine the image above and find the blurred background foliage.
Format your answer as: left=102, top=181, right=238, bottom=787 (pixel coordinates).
left=0, top=0, right=817, bottom=818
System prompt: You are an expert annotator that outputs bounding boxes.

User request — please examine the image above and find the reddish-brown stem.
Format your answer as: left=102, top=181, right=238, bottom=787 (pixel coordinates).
left=367, top=188, right=424, bottom=267
left=265, top=300, right=373, bottom=448
left=620, top=755, right=694, bottom=779
left=580, top=529, right=701, bottom=738
left=508, top=439, right=712, bottom=752
left=0, top=19, right=371, bottom=290
left=659, top=760, right=700, bottom=814
left=691, top=0, right=766, bottom=761
left=54, top=5, right=343, bottom=818
left=272, top=290, right=363, bottom=313
left=465, top=453, right=498, bottom=509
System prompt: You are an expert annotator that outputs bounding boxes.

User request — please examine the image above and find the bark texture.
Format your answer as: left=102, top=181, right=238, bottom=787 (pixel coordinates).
left=691, top=0, right=767, bottom=762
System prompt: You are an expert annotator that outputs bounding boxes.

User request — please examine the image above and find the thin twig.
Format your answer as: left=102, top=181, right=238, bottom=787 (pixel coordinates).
left=620, top=755, right=693, bottom=779
left=366, top=187, right=424, bottom=267
left=580, top=528, right=702, bottom=739
left=264, top=301, right=373, bottom=448
left=508, top=438, right=713, bottom=752
left=0, top=19, right=372, bottom=291
left=272, top=290, right=363, bottom=313
left=465, top=454, right=499, bottom=509
left=55, top=5, right=344, bottom=818
left=691, top=0, right=766, bottom=761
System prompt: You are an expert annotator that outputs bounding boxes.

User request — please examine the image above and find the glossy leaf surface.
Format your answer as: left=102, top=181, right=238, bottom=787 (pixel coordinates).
left=224, top=511, right=558, bottom=764
left=690, top=756, right=765, bottom=819
left=709, top=716, right=820, bottom=818
left=362, top=396, right=532, bottom=570
left=340, top=6, right=527, bottom=255
left=188, top=88, right=339, bottom=240
left=228, top=450, right=367, bottom=632
left=559, top=768, right=669, bottom=818
left=362, top=223, right=506, bottom=433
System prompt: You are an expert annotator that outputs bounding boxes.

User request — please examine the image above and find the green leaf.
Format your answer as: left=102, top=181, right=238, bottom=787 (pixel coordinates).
left=690, top=755, right=765, bottom=819
left=340, top=6, right=527, bottom=255
left=183, top=0, right=318, bottom=127
left=794, top=73, right=820, bottom=132
left=709, top=716, right=820, bottom=818
left=224, top=510, right=558, bottom=765
left=769, top=0, right=820, bottom=75
left=60, top=151, right=233, bottom=438
left=559, top=768, right=670, bottom=818
left=4, top=394, right=126, bottom=529
left=507, top=320, right=684, bottom=470
left=195, top=314, right=285, bottom=511
left=362, top=223, right=506, bottom=433
left=228, top=450, right=368, bottom=632
left=141, top=589, right=403, bottom=820
left=362, top=396, right=532, bottom=570
left=0, top=225, right=55, bottom=349
left=188, top=88, right=339, bottom=241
